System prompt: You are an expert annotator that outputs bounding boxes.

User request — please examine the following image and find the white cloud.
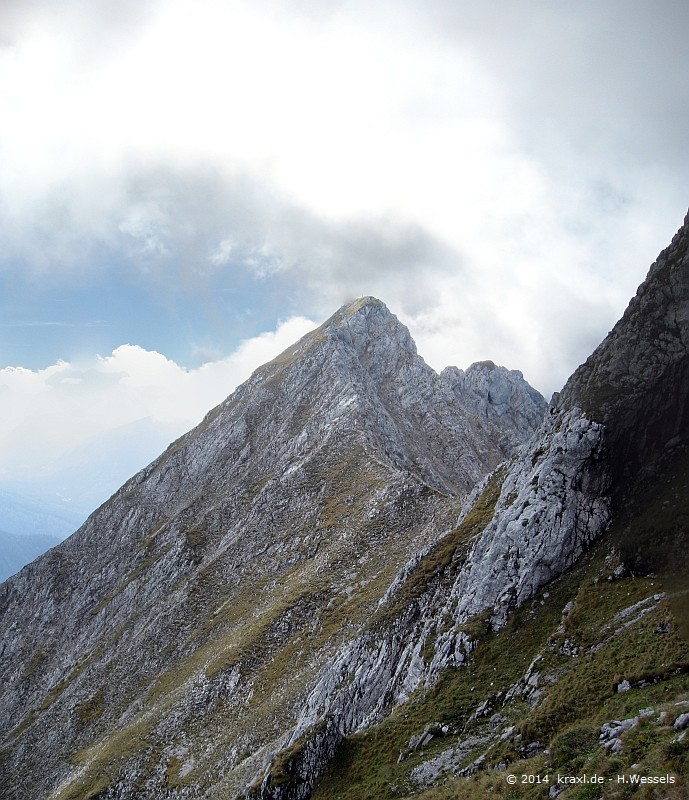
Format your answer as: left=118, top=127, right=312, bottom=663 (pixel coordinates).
left=0, top=316, right=316, bottom=488
left=0, top=0, right=687, bottom=403
left=3, top=0, right=682, bottom=270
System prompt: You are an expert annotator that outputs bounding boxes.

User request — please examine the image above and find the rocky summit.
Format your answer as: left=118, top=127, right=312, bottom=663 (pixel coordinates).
left=1, top=213, right=689, bottom=800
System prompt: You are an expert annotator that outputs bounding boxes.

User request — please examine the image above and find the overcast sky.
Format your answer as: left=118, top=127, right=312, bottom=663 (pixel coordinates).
left=1, top=0, right=688, bottom=515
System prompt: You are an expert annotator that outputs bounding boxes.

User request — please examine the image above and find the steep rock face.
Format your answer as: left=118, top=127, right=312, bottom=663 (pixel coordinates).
left=558, top=210, right=689, bottom=497
left=440, top=361, right=546, bottom=453
left=0, top=298, right=544, bottom=800
left=438, top=407, right=609, bottom=629
left=252, top=406, right=610, bottom=799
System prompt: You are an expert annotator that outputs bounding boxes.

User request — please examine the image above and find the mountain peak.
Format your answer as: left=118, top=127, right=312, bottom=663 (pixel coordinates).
left=327, top=295, right=418, bottom=361
left=239, top=296, right=543, bottom=497
left=323, top=295, right=403, bottom=336
left=271, top=295, right=417, bottom=378
left=339, top=295, right=386, bottom=316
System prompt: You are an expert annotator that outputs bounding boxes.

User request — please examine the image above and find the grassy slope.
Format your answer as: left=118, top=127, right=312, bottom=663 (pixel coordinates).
left=311, top=455, right=689, bottom=800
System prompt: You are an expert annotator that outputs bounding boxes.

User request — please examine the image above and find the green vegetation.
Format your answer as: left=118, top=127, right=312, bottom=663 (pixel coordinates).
left=550, top=725, right=600, bottom=772
left=74, top=689, right=106, bottom=726
left=617, top=449, right=689, bottom=639
left=377, top=467, right=505, bottom=623
left=311, top=486, right=689, bottom=800
left=55, top=716, right=156, bottom=800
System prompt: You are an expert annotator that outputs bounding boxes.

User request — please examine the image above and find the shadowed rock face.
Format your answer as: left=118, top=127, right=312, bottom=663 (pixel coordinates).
left=0, top=297, right=545, bottom=800
left=558, top=210, right=689, bottom=499
left=557, top=212, right=689, bottom=619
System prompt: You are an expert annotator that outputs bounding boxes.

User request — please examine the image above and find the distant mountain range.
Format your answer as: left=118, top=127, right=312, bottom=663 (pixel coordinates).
left=0, top=486, right=83, bottom=582
left=0, top=418, right=181, bottom=580
left=1, top=212, right=688, bottom=799
left=0, top=529, right=61, bottom=583
left=0, top=486, right=85, bottom=541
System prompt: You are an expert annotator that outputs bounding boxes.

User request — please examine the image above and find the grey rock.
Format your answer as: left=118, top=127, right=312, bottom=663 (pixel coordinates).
left=521, top=741, right=544, bottom=756
left=600, top=717, right=638, bottom=743
left=560, top=639, right=580, bottom=658
left=409, top=735, right=488, bottom=787
left=440, top=406, right=610, bottom=632
left=609, top=738, right=624, bottom=754
left=440, top=361, right=547, bottom=453
left=529, top=690, right=545, bottom=708
left=489, top=713, right=505, bottom=731
left=407, top=729, right=435, bottom=752
left=674, top=712, right=689, bottom=731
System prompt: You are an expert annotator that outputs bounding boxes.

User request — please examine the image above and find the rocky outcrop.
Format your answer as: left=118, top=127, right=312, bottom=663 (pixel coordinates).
left=441, top=361, right=547, bottom=453
left=441, top=408, right=609, bottom=629
left=558, top=210, right=689, bottom=497
left=252, top=405, right=610, bottom=798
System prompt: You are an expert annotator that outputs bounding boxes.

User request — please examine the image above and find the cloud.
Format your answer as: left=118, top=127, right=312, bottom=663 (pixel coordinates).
left=0, top=0, right=687, bottom=400
left=0, top=316, right=316, bottom=490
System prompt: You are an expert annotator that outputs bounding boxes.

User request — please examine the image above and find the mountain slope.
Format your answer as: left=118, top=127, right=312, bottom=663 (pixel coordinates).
left=0, top=298, right=545, bottom=800
left=297, top=213, right=689, bottom=800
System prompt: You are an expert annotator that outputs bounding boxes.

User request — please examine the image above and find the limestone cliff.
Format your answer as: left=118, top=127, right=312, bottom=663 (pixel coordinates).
left=557, top=213, right=689, bottom=509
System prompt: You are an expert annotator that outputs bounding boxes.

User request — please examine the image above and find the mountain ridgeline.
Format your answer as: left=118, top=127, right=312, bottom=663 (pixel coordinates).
left=1, top=214, right=689, bottom=800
